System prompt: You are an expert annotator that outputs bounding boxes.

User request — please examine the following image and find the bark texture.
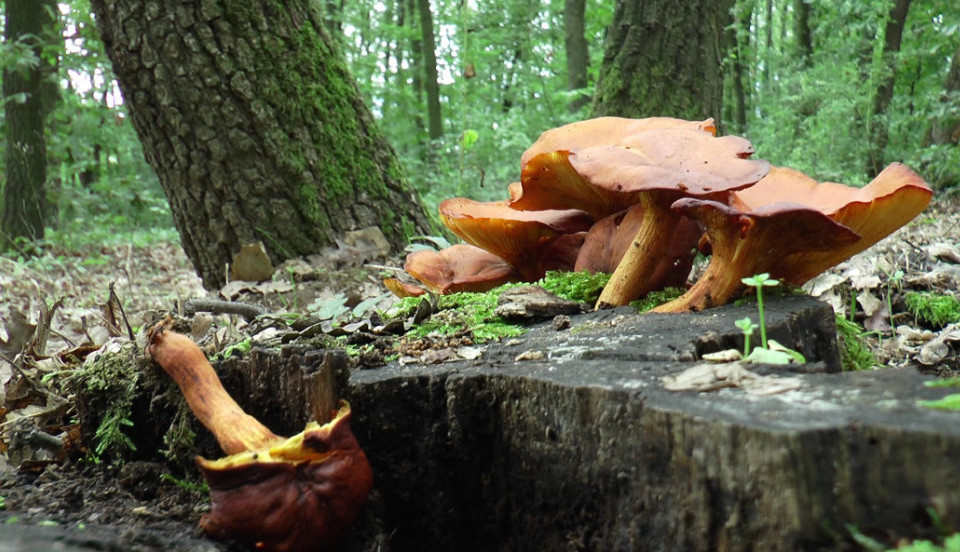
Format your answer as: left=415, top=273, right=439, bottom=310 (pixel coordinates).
left=592, top=0, right=733, bottom=122
left=89, top=0, right=434, bottom=287
left=417, top=0, right=443, bottom=140
left=564, top=0, right=589, bottom=113
left=2, top=0, right=55, bottom=249
left=866, top=0, right=912, bottom=176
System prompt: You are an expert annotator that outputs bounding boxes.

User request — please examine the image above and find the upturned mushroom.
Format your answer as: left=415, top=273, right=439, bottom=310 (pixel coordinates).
left=512, top=117, right=717, bottom=220
left=653, top=163, right=933, bottom=312
left=146, top=320, right=372, bottom=552
left=438, top=198, right=592, bottom=281
left=560, top=129, right=771, bottom=307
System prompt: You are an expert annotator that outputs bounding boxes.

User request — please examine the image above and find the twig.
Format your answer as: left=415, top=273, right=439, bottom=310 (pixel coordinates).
left=184, top=299, right=266, bottom=321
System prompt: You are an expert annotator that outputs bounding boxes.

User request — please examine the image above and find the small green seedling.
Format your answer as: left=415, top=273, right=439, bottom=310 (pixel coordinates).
left=739, top=274, right=806, bottom=365
left=742, top=273, right=779, bottom=349
left=735, top=317, right=758, bottom=357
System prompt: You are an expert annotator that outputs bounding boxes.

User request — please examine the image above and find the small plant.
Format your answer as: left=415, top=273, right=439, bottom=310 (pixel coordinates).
left=735, top=317, right=759, bottom=357
left=835, top=315, right=880, bottom=371
left=905, top=291, right=960, bottom=328
left=742, top=273, right=778, bottom=348
left=93, top=406, right=137, bottom=460
left=160, top=473, right=209, bottom=494
left=884, top=268, right=904, bottom=324
left=631, top=287, right=685, bottom=312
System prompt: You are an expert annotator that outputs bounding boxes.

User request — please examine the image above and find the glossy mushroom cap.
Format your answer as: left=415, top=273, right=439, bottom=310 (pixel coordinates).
left=197, top=403, right=373, bottom=552
left=519, top=116, right=716, bottom=170
left=439, top=198, right=593, bottom=281
left=401, top=243, right=519, bottom=295
left=654, top=163, right=933, bottom=312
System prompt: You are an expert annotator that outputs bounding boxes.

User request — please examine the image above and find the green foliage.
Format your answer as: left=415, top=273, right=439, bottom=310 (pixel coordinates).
left=835, top=315, right=880, bottom=371
left=888, top=534, right=960, bottom=552
left=92, top=406, right=137, bottom=460
left=742, top=273, right=779, bottom=349
left=905, top=291, right=960, bottom=328
left=735, top=317, right=759, bottom=356
left=159, top=473, right=208, bottom=495
left=406, top=288, right=524, bottom=342
left=918, top=394, right=960, bottom=411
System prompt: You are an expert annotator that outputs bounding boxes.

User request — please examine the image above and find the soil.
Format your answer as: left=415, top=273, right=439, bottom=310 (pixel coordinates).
left=1, top=196, right=959, bottom=551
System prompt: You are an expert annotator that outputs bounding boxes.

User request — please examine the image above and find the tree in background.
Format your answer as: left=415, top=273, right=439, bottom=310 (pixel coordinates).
left=564, top=0, right=589, bottom=113
left=865, top=0, right=912, bottom=176
left=1, top=0, right=57, bottom=252
left=591, top=0, right=734, bottom=122
left=90, top=0, right=435, bottom=288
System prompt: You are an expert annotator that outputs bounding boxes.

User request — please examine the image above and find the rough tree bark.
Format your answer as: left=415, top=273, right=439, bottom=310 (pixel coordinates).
left=89, top=0, right=434, bottom=288
left=793, top=0, right=813, bottom=66
left=591, top=0, right=734, bottom=123
left=417, top=0, right=443, bottom=141
left=564, top=0, right=589, bottom=113
left=927, top=40, right=960, bottom=147
left=866, top=0, right=912, bottom=177
left=2, top=0, right=56, bottom=250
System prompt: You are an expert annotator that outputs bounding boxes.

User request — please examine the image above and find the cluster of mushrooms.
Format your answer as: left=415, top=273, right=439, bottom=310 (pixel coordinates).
left=386, top=116, right=933, bottom=312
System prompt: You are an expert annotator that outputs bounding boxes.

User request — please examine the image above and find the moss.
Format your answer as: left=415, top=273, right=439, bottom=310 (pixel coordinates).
left=905, top=291, right=960, bottom=328
left=71, top=343, right=141, bottom=463
left=834, top=315, right=880, bottom=371
left=538, top=270, right=610, bottom=304
left=631, top=287, right=685, bottom=312
left=918, top=394, right=960, bottom=411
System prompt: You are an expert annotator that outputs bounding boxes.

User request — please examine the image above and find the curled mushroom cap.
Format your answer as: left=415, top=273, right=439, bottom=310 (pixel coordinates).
left=198, top=403, right=373, bottom=552
left=439, top=198, right=593, bottom=281
left=400, top=243, right=519, bottom=295
left=574, top=203, right=702, bottom=291
left=654, top=163, right=932, bottom=312
left=146, top=320, right=372, bottom=552
left=519, top=116, right=716, bottom=170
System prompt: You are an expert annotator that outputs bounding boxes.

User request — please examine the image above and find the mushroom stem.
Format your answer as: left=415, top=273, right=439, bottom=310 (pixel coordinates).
left=595, top=194, right=678, bottom=308
left=651, top=250, right=751, bottom=313
left=146, top=321, right=282, bottom=455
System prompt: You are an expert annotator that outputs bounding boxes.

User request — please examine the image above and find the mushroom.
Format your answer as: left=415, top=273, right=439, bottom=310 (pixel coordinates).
left=574, top=203, right=703, bottom=291
left=566, top=129, right=771, bottom=307
left=146, top=320, right=372, bottom=552
left=396, top=243, right=519, bottom=296
left=512, top=117, right=717, bottom=220
left=438, top=198, right=592, bottom=281
left=653, top=163, right=932, bottom=312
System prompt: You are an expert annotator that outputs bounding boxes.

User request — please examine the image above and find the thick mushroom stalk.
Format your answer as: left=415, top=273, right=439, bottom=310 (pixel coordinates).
left=146, top=320, right=373, bottom=552
left=562, top=131, right=770, bottom=307
left=651, top=199, right=860, bottom=312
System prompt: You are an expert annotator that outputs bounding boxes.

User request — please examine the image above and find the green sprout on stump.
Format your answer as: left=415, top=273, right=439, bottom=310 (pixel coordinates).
left=735, top=317, right=759, bottom=357
left=742, top=273, right=778, bottom=348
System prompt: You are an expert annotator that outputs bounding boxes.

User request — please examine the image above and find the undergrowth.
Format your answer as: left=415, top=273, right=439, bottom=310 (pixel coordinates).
left=835, top=315, right=880, bottom=371
left=905, top=291, right=960, bottom=328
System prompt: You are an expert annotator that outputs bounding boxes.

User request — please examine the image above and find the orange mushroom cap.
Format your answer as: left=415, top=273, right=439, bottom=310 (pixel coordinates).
left=730, top=163, right=933, bottom=283
left=574, top=203, right=702, bottom=291
left=438, top=198, right=593, bottom=281
left=654, top=163, right=933, bottom=312
left=519, top=116, right=716, bottom=170
left=402, top=244, right=519, bottom=295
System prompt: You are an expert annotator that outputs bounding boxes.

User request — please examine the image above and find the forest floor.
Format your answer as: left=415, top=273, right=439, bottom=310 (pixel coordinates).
left=1, top=195, right=959, bottom=551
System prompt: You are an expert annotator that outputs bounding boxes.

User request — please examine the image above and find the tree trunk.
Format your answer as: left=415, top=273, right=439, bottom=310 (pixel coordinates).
left=2, top=0, right=55, bottom=251
left=865, top=0, right=911, bottom=177
left=89, top=0, right=434, bottom=288
left=926, top=40, right=960, bottom=147
left=725, top=0, right=753, bottom=134
left=591, top=0, right=734, bottom=123
left=564, top=0, right=589, bottom=113
left=417, top=0, right=443, bottom=141
left=793, top=0, right=813, bottom=66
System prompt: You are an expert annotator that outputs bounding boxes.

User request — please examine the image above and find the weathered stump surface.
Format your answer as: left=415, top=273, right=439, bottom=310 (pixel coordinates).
left=344, top=295, right=960, bottom=551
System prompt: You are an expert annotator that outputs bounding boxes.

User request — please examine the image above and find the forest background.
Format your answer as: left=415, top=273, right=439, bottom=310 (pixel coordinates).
left=0, top=0, right=958, bottom=263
